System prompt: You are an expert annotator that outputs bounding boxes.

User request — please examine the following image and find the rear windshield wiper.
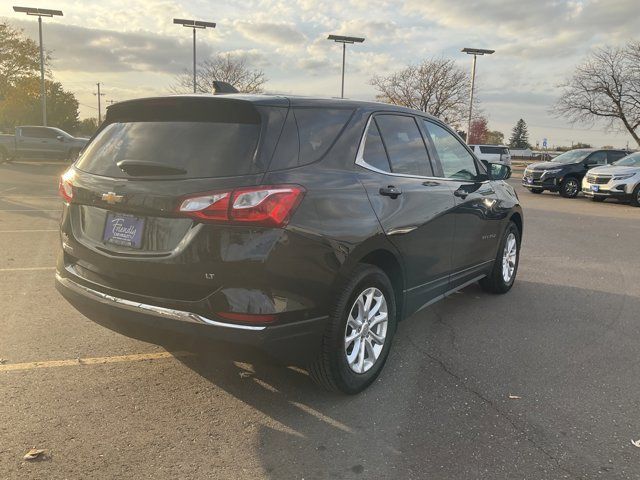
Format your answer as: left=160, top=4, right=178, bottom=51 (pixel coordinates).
left=116, top=159, right=187, bottom=176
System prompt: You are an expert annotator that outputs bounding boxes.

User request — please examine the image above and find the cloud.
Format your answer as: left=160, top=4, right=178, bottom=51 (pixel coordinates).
left=234, top=21, right=307, bottom=45
left=8, top=19, right=213, bottom=74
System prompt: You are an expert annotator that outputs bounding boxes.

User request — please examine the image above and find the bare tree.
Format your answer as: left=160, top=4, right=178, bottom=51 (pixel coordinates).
left=555, top=43, right=640, bottom=146
left=370, top=57, right=472, bottom=126
left=170, top=53, right=267, bottom=94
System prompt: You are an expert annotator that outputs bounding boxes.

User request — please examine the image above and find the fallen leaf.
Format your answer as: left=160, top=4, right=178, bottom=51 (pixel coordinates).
left=508, top=394, right=522, bottom=399
left=23, top=449, right=46, bottom=461
left=632, top=439, right=640, bottom=448
left=0, top=359, right=6, bottom=365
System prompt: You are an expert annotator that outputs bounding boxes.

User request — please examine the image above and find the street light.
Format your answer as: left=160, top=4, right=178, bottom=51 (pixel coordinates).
left=173, top=18, right=216, bottom=93
left=327, top=34, right=365, bottom=98
left=13, top=6, right=63, bottom=126
left=461, top=47, right=494, bottom=144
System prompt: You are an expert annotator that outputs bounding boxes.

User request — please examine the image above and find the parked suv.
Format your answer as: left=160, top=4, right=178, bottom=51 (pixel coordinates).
left=582, top=152, right=640, bottom=206
left=55, top=95, right=523, bottom=393
left=469, top=144, right=511, bottom=166
left=522, top=148, right=627, bottom=197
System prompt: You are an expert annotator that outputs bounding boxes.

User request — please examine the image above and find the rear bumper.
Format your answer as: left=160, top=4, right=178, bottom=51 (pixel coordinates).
left=55, top=273, right=328, bottom=365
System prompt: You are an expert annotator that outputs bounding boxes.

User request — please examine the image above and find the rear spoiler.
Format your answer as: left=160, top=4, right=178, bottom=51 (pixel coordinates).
left=212, top=81, right=239, bottom=94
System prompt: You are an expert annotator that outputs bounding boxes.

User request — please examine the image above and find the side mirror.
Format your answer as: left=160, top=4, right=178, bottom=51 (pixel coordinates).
left=56, top=135, right=64, bottom=142
left=482, top=160, right=511, bottom=180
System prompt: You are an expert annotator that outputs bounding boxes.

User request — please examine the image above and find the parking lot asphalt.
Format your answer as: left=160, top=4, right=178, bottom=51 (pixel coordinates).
left=1, top=161, right=639, bottom=480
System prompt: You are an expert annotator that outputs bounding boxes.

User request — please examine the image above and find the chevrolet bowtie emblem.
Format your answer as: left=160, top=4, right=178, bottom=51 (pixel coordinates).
left=102, top=192, right=124, bottom=205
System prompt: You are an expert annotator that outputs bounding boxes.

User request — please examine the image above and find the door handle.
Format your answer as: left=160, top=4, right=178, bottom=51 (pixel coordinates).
left=453, top=188, right=469, bottom=200
left=379, top=185, right=402, bottom=198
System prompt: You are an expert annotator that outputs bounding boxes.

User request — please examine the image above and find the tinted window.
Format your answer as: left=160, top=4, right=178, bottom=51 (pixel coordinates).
left=21, top=127, right=56, bottom=139
left=479, top=146, right=509, bottom=155
left=293, top=108, right=352, bottom=164
left=608, top=151, right=627, bottom=163
left=586, top=151, right=607, bottom=165
left=76, top=121, right=261, bottom=179
left=375, top=115, right=432, bottom=176
left=362, top=121, right=391, bottom=172
left=424, top=121, right=478, bottom=180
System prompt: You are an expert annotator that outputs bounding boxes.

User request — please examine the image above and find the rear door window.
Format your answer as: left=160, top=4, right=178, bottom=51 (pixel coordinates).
left=375, top=115, right=433, bottom=176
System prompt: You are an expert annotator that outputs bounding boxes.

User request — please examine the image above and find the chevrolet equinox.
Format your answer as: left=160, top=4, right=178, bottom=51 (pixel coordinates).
left=56, top=95, right=523, bottom=394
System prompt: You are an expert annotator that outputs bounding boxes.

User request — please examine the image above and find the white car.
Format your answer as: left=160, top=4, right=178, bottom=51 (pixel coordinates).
left=582, top=152, right=640, bottom=206
left=469, top=145, right=512, bottom=166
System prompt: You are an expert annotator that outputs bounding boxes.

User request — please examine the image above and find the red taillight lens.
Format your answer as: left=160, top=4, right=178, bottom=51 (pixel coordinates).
left=216, top=311, right=277, bottom=324
left=178, top=185, right=305, bottom=227
left=178, top=192, right=230, bottom=221
left=58, top=170, right=74, bottom=202
left=230, top=186, right=305, bottom=227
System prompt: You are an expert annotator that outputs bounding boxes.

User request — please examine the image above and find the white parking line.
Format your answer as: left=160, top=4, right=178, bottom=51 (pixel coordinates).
left=0, top=351, right=194, bottom=372
left=0, top=229, right=58, bottom=233
left=0, top=209, right=61, bottom=212
left=0, top=195, right=59, bottom=199
left=0, top=267, right=56, bottom=272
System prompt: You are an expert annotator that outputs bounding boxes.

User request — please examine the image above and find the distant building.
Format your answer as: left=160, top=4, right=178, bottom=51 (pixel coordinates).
left=510, top=148, right=534, bottom=158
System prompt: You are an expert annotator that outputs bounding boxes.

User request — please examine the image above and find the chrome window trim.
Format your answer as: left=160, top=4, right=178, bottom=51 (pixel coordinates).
left=355, top=113, right=487, bottom=184
left=56, top=273, right=267, bottom=331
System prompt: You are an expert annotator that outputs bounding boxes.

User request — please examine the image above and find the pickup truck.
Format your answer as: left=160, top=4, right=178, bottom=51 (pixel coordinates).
left=0, top=126, right=89, bottom=163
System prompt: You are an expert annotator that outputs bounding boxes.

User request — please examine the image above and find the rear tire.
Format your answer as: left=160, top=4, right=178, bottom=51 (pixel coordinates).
left=631, top=184, right=640, bottom=207
left=309, top=264, right=397, bottom=394
left=480, top=221, right=520, bottom=294
left=559, top=177, right=580, bottom=198
left=530, top=188, right=543, bottom=194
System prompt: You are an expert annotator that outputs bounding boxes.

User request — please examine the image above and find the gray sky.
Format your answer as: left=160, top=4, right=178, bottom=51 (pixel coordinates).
left=3, top=0, right=639, bottom=148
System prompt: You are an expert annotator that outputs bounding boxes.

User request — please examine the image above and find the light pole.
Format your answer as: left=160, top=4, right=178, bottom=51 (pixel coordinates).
left=461, top=47, right=494, bottom=144
left=327, top=34, right=365, bottom=98
left=94, top=82, right=105, bottom=124
left=173, top=18, right=216, bottom=93
left=13, top=6, right=63, bottom=126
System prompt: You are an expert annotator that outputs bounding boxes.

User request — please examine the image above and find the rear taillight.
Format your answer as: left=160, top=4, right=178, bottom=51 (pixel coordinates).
left=178, top=185, right=305, bottom=227
left=58, top=169, right=75, bottom=203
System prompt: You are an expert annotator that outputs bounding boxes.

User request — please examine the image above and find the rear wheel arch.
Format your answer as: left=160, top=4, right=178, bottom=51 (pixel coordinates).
left=357, top=249, right=405, bottom=321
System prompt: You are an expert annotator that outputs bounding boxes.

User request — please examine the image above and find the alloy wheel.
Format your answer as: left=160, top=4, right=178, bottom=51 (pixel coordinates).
left=502, top=232, right=517, bottom=283
left=564, top=179, right=578, bottom=197
left=344, top=287, right=388, bottom=374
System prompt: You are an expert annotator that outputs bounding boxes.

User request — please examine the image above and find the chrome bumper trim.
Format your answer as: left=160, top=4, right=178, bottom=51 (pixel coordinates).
left=55, top=273, right=266, bottom=331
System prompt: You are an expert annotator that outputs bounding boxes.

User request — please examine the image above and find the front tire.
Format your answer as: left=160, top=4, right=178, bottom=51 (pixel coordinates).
left=559, top=177, right=580, bottom=198
left=480, top=221, right=520, bottom=294
left=309, top=264, right=397, bottom=394
left=631, top=184, right=640, bottom=207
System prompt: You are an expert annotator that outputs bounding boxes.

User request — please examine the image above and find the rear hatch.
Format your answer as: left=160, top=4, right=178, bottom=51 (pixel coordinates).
left=60, top=95, right=289, bottom=303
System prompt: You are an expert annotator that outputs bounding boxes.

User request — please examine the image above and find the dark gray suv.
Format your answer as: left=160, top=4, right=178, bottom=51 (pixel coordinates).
left=56, top=95, right=523, bottom=393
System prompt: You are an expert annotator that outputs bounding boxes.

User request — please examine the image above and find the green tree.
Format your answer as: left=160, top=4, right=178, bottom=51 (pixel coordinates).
left=0, top=78, right=79, bottom=132
left=486, top=130, right=504, bottom=145
left=76, top=117, right=98, bottom=137
left=508, top=119, right=530, bottom=149
left=0, top=22, right=49, bottom=98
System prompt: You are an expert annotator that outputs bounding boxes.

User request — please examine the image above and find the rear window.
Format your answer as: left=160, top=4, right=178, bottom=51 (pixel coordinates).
left=75, top=98, right=264, bottom=179
left=479, top=146, right=509, bottom=155
left=76, top=122, right=260, bottom=178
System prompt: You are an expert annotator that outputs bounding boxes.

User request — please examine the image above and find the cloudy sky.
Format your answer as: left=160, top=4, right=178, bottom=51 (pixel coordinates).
left=3, top=0, right=640, bottom=148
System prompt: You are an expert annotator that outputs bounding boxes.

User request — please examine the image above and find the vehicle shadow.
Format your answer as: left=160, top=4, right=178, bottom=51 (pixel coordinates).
left=149, top=279, right=640, bottom=479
